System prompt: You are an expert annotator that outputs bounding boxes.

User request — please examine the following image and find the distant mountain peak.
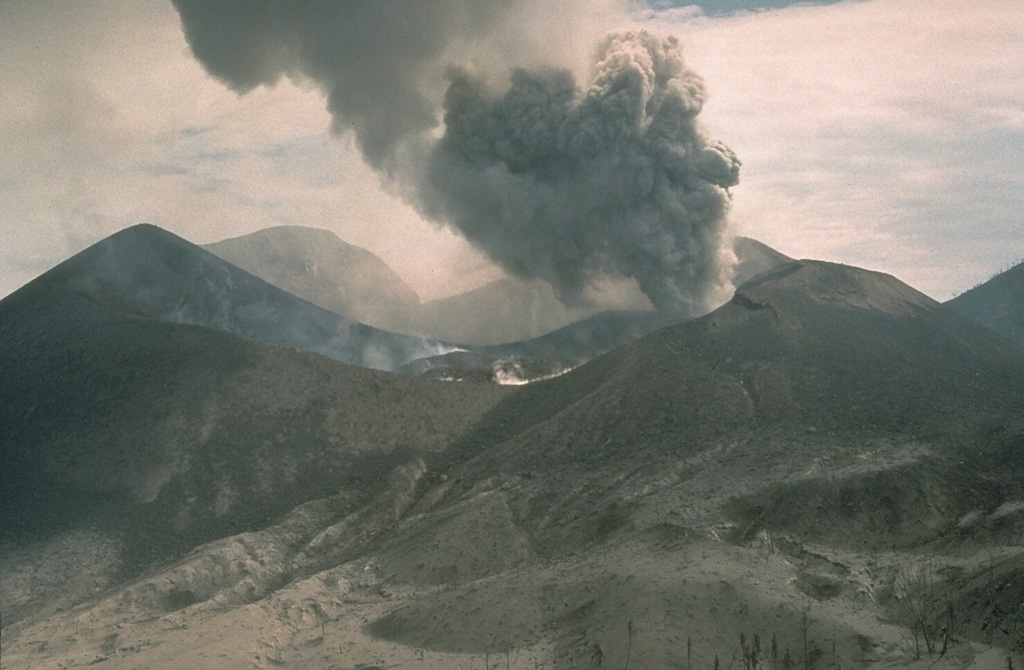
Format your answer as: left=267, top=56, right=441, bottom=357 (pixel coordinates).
left=211, top=225, right=375, bottom=260
left=31, top=222, right=240, bottom=318
left=203, top=225, right=421, bottom=329
left=1, top=223, right=459, bottom=372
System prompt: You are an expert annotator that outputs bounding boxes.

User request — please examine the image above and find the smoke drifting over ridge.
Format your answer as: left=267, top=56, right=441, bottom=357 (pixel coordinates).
left=172, top=1, right=740, bottom=317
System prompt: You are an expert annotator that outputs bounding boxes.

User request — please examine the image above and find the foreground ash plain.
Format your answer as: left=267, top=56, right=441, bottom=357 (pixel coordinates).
left=1, top=226, right=1022, bottom=670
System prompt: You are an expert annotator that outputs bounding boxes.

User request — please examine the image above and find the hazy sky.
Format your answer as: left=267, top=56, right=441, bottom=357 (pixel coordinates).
left=1, top=0, right=1021, bottom=301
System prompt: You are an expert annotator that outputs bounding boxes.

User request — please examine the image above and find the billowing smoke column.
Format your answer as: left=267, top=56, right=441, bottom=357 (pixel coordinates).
left=172, top=1, right=740, bottom=318
left=423, top=31, right=740, bottom=314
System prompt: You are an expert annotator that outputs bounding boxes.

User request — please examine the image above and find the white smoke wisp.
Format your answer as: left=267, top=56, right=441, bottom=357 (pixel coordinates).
left=420, top=30, right=740, bottom=316
left=491, top=358, right=575, bottom=386
left=171, top=3, right=739, bottom=318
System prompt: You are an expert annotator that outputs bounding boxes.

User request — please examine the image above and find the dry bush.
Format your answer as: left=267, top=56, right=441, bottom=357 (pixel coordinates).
left=892, top=561, right=958, bottom=659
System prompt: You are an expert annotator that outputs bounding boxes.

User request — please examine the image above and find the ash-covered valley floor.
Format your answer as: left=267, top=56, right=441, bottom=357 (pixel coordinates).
left=2, top=227, right=1023, bottom=670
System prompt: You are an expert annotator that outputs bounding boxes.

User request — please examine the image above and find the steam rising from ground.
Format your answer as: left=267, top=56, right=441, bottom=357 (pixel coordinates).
left=172, top=1, right=739, bottom=317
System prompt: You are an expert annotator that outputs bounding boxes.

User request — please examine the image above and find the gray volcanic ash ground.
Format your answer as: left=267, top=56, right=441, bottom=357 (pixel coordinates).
left=2, top=237, right=1023, bottom=669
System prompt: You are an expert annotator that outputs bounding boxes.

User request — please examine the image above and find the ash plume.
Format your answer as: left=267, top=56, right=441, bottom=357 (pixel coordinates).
left=172, top=2, right=740, bottom=318
left=422, top=31, right=740, bottom=315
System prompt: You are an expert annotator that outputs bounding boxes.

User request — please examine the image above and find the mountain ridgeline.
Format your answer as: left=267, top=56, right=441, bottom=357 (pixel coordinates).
left=203, top=225, right=793, bottom=346
left=203, top=226, right=422, bottom=329
left=2, top=224, right=460, bottom=371
left=947, top=258, right=1024, bottom=348
left=1, top=225, right=1022, bottom=669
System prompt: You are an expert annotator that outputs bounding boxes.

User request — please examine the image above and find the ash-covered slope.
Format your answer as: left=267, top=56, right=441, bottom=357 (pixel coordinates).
left=396, top=309, right=685, bottom=385
left=6, top=259, right=1022, bottom=669
left=203, top=225, right=421, bottom=330
left=468, top=260, right=1024, bottom=454
left=359, top=261, right=1024, bottom=664
left=398, top=238, right=796, bottom=381
left=0, top=288, right=509, bottom=623
left=10, top=223, right=456, bottom=371
left=947, top=258, right=1024, bottom=347
left=444, top=260, right=1024, bottom=534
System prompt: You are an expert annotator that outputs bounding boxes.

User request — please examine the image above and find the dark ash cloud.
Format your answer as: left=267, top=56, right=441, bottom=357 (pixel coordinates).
left=172, top=0, right=510, bottom=172
left=421, top=30, right=740, bottom=314
left=172, top=2, right=740, bottom=317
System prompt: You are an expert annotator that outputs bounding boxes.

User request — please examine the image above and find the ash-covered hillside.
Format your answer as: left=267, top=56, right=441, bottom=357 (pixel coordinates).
left=3, top=257, right=1022, bottom=670
left=362, top=260, right=1024, bottom=666
left=0, top=285, right=509, bottom=624
left=947, top=258, right=1024, bottom=348
left=3, top=223, right=462, bottom=371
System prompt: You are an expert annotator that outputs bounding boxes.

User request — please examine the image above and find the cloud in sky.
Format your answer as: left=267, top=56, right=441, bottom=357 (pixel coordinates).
left=1, top=0, right=1021, bottom=301
left=170, top=2, right=739, bottom=317
left=648, top=0, right=847, bottom=17
left=655, top=0, right=1024, bottom=295
left=0, top=0, right=506, bottom=300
